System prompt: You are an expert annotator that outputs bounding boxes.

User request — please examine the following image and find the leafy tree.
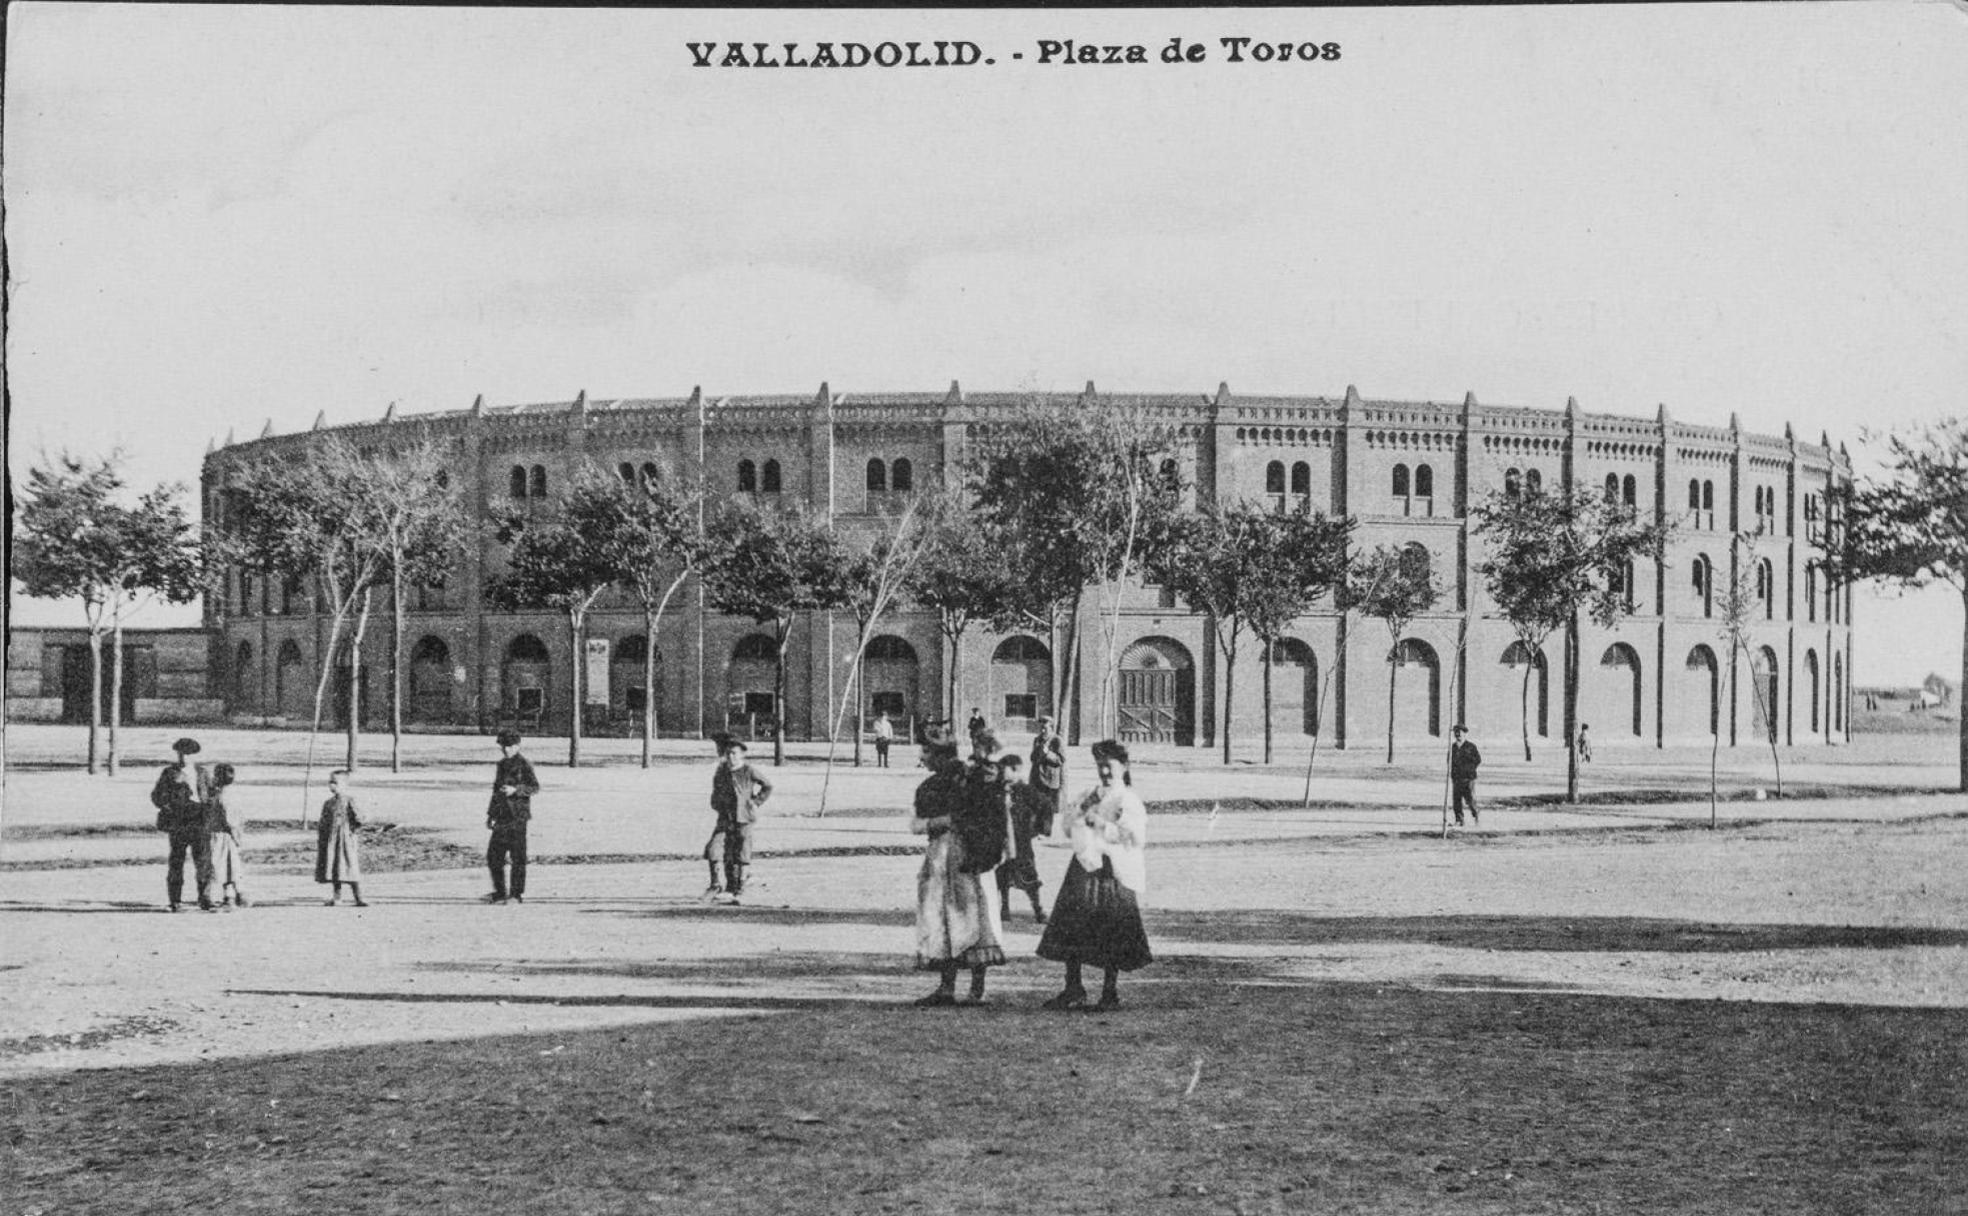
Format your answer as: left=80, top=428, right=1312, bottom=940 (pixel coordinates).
left=905, top=483, right=1022, bottom=720
left=579, top=464, right=708, bottom=767
left=484, top=475, right=621, bottom=768
left=968, top=393, right=1186, bottom=743
left=1473, top=485, right=1669, bottom=801
left=14, top=453, right=203, bottom=775
left=368, top=448, right=465, bottom=773
left=1342, top=544, right=1441, bottom=765
left=1247, top=512, right=1354, bottom=764
left=1713, top=533, right=1783, bottom=819
left=1835, top=418, right=1968, bottom=791
left=700, top=500, right=847, bottom=766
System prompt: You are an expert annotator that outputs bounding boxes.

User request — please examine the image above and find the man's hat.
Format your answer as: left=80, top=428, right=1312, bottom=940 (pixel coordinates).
left=172, top=737, right=201, bottom=755
left=1035, top=716, right=1054, bottom=727
left=1452, top=724, right=1467, bottom=734
left=495, top=729, right=523, bottom=747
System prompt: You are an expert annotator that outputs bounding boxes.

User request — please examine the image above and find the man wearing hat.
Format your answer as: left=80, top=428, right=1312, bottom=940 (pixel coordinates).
left=485, top=730, right=540, bottom=904
left=1028, top=715, right=1065, bottom=833
left=151, top=737, right=216, bottom=912
left=705, top=735, right=772, bottom=903
left=1450, top=724, right=1482, bottom=827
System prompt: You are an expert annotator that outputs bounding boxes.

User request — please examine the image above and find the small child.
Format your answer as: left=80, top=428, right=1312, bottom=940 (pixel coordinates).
left=314, top=769, right=367, bottom=907
left=1577, top=723, right=1593, bottom=763
left=705, top=735, right=771, bottom=903
left=202, top=762, right=250, bottom=909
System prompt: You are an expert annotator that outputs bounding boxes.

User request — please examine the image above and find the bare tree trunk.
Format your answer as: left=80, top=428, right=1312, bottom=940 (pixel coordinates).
left=1302, top=661, right=1338, bottom=807
left=1710, top=700, right=1721, bottom=828
left=1061, top=592, right=1085, bottom=746
left=1959, top=588, right=1968, bottom=793
left=301, top=605, right=350, bottom=826
left=943, top=621, right=960, bottom=730
left=1521, top=657, right=1533, bottom=762
left=567, top=609, right=584, bottom=769
left=1220, top=631, right=1238, bottom=765
left=853, top=651, right=866, bottom=767
left=390, top=573, right=405, bottom=773
left=1384, top=629, right=1398, bottom=765
left=772, top=625, right=790, bottom=766
left=345, top=588, right=373, bottom=774
left=108, top=616, right=124, bottom=777
left=1261, top=635, right=1275, bottom=766
left=643, top=606, right=658, bottom=769
left=87, top=624, right=103, bottom=775
left=1564, top=612, right=1581, bottom=803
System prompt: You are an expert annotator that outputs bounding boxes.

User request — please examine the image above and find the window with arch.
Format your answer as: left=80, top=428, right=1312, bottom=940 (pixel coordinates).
left=1605, top=473, right=1621, bottom=501
left=892, top=458, right=913, bottom=492
left=510, top=466, right=528, bottom=498
left=529, top=465, right=547, bottom=498
left=640, top=462, right=661, bottom=488
left=1757, top=558, right=1775, bottom=619
left=1505, top=468, right=1523, bottom=499
left=866, top=458, right=887, bottom=492
left=1688, top=479, right=1702, bottom=511
left=1392, top=464, right=1410, bottom=497
left=1265, top=461, right=1286, bottom=494
left=1701, top=480, right=1714, bottom=511
left=1805, top=564, right=1818, bottom=622
left=761, top=459, right=782, bottom=494
left=1623, top=474, right=1637, bottom=507
left=1415, top=464, right=1433, bottom=498
left=737, top=459, right=757, bottom=492
left=1290, top=461, right=1310, bottom=496
left=1693, top=554, right=1714, bottom=617
left=1525, top=469, right=1543, bottom=495
left=618, top=462, right=636, bottom=484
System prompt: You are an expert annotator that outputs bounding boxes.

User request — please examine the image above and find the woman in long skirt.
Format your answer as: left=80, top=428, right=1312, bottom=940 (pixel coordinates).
left=910, top=738, right=1006, bottom=1006
left=202, top=762, right=250, bottom=908
left=1037, top=738, right=1152, bottom=1011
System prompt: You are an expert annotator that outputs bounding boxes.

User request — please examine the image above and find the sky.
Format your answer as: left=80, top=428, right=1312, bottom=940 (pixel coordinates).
left=6, top=3, right=1966, bottom=684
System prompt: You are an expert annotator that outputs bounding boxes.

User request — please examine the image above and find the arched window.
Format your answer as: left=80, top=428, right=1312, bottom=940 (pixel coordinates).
left=1805, top=565, right=1818, bottom=622
left=1265, top=461, right=1286, bottom=494
left=1505, top=468, right=1523, bottom=499
left=510, top=466, right=528, bottom=498
left=866, top=459, right=887, bottom=492
left=1701, top=480, right=1714, bottom=511
left=529, top=465, right=547, bottom=498
left=1623, top=475, right=1637, bottom=507
left=892, top=458, right=913, bottom=492
left=1759, top=559, right=1775, bottom=619
left=1291, top=461, right=1310, bottom=495
left=640, top=462, right=661, bottom=487
left=1689, top=479, right=1701, bottom=511
left=1415, top=464, right=1433, bottom=498
left=1525, top=469, right=1543, bottom=496
left=1392, top=464, right=1411, bottom=497
left=737, top=459, right=757, bottom=492
left=761, top=459, right=782, bottom=493
left=619, top=462, right=636, bottom=484
left=1605, top=473, right=1620, bottom=501
left=1693, top=554, right=1713, bottom=617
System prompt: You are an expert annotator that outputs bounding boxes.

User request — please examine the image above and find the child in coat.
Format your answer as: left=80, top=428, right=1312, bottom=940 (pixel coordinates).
left=314, top=769, right=367, bottom=906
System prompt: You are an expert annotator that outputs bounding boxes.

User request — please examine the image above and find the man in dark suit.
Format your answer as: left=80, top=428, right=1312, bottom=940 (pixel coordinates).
left=485, top=730, right=540, bottom=904
left=1028, top=715, right=1066, bottom=832
left=152, top=736, right=215, bottom=912
left=1450, top=724, right=1482, bottom=827
left=706, top=736, right=772, bottom=904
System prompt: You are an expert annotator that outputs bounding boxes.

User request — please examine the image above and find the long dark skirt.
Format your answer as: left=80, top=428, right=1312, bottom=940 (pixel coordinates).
left=1036, top=857, right=1152, bottom=971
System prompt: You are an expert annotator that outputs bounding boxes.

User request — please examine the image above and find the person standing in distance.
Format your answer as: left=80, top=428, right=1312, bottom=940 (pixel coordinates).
left=872, top=709, right=894, bottom=768
left=485, top=730, right=540, bottom=904
left=1028, top=715, right=1066, bottom=833
left=706, top=735, right=772, bottom=903
left=151, top=737, right=216, bottom=912
left=1450, top=724, right=1482, bottom=828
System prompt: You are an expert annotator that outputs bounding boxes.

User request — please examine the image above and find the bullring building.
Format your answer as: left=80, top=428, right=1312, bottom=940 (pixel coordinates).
left=199, top=384, right=1854, bottom=752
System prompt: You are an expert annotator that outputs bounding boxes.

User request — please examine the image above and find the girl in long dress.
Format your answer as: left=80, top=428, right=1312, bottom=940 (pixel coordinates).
left=313, top=769, right=367, bottom=907
left=201, top=762, right=250, bottom=908
left=1036, top=738, right=1152, bottom=1011
left=910, top=738, right=1006, bottom=1006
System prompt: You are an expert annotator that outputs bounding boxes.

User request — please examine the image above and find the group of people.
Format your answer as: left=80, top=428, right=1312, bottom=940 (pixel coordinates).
left=150, top=737, right=250, bottom=912
left=910, top=717, right=1153, bottom=1012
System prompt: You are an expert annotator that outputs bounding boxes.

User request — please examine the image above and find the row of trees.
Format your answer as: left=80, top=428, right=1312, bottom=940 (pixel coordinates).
left=20, top=409, right=1965, bottom=796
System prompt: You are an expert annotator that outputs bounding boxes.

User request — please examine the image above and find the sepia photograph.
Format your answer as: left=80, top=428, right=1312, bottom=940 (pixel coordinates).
left=5, top=4, right=1966, bottom=1211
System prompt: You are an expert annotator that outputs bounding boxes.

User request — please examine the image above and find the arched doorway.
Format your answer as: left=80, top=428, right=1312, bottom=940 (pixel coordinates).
left=1600, top=643, right=1644, bottom=738
left=612, top=635, right=661, bottom=724
left=728, top=634, right=779, bottom=731
left=276, top=639, right=310, bottom=719
left=1686, top=645, right=1720, bottom=737
left=1804, top=649, right=1820, bottom=734
left=1500, top=641, right=1549, bottom=739
left=1117, top=637, right=1195, bottom=746
left=990, top=635, right=1053, bottom=729
left=1267, top=637, right=1319, bottom=736
left=1751, top=645, right=1781, bottom=743
left=503, top=634, right=551, bottom=727
left=409, top=635, right=453, bottom=723
left=1390, top=638, right=1441, bottom=740
left=864, top=635, right=921, bottom=728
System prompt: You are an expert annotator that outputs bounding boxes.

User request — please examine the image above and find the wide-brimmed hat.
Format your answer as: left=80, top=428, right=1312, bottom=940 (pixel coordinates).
left=1089, top=738, right=1130, bottom=765
left=172, top=737, right=201, bottom=755
left=495, top=729, right=523, bottom=747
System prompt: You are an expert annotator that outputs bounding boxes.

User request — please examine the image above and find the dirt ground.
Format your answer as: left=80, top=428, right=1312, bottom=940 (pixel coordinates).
left=3, top=723, right=1965, bottom=1213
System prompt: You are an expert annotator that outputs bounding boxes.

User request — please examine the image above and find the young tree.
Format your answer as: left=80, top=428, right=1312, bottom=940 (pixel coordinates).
left=1247, top=512, right=1354, bottom=765
left=1711, top=533, right=1785, bottom=819
left=1342, top=544, right=1442, bottom=764
left=701, top=500, right=846, bottom=766
left=1473, top=485, right=1669, bottom=801
left=1836, top=419, right=1968, bottom=792
left=906, top=484, right=1021, bottom=720
left=485, top=485, right=620, bottom=769
left=369, top=447, right=465, bottom=773
left=14, top=453, right=203, bottom=775
left=968, top=393, right=1186, bottom=743
left=577, top=465, right=708, bottom=768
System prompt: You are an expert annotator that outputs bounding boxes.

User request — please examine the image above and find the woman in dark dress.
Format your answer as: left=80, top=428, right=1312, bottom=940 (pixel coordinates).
left=1036, top=738, right=1151, bottom=1011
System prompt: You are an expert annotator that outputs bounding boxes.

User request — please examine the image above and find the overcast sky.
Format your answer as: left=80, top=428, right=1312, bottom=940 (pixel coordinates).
left=7, top=3, right=1965, bottom=683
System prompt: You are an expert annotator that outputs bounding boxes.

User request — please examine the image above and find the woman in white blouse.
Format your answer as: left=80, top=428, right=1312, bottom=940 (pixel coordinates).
left=1035, top=738, right=1152, bottom=1011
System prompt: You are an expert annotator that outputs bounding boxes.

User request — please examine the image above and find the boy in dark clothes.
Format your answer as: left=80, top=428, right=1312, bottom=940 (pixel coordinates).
left=485, top=730, right=540, bottom=904
left=706, top=735, right=772, bottom=904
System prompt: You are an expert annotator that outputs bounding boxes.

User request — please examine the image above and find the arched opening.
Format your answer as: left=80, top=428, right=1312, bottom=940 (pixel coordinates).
left=611, top=634, right=660, bottom=721
left=276, top=639, right=310, bottom=719
left=1267, top=637, right=1319, bottom=736
left=1686, top=645, right=1720, bottom=737
left=863, top=634, right=921, bottom=726
left=528, top=465, right=547, bottom=498
left=233, top=641, right=256, bottom=713
left=1751, top=645, right=1781, bottom=743
left=1759, top=559, right=1775, bottom=620
left=409, top=635, right=453, bottom=723
left=737, top=459, right=758, bottom=492
left=1806, top=564, right=1819, bottom=622
left=503, top=633, right=551, bottom=726
left=1505, top=468, right=1522, bottom=499
left=618, top=462, right=636, bottom=484
left=1694, top=554, right=1714, bottom=617
left=761, top=459, right=782, bottom=493
left=1392, top=464, right=1410, bottom=497
left=1390, top=637, right=1442, bottom=740
left=510, top=466, right=528, bottom=499
left=1599, top=642, right=1644, bottom=738
left=728, top=633, right=779, bottom=727
left=1623, top=474, right=1637, bottom=506
left=1118, top=637, right=1196, bottom=746
left=1501, top=641, right=1549, bottom=739
left=1414, top=464, right=1433, bottom=498
left=1804, top=649, right=1821, bottom=734
left=865, top=459, right=887, bottom=492
left=990, top=635, right=1052, bottom=728
left=640, top=461, right=661, bottom=488
left=891, top=458, right=913, bottom=492
left=1605, top=473, right=1620, bottom=501
left=1290, top=460, right=1311, bottom=498
left=1265, top=461, right=1286, bottom=494
left=1525, top=469, right=1543, bottom=495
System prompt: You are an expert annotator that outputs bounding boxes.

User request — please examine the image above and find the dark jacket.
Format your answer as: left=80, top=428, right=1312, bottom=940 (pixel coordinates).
left=954, top=761, right=1010, bottom=874
left=1451, top=740, right=1482, bottom=783
left=489, top=754, right=541, bottom=826
left=150, top=763, right=203, bottom=834
left=1028, top=732, right=1066, bottom=793
left=710, top=761, right=773, bottom=825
